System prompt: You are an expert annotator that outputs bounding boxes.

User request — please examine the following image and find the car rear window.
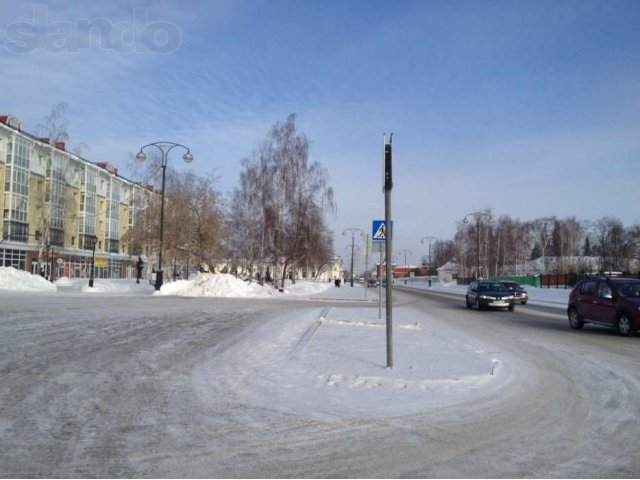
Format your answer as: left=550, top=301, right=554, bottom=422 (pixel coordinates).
left=617, top=282, right=640, bottom=298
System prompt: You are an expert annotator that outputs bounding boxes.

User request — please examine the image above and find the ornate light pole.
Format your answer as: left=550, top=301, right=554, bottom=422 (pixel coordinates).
left=342, top=227, right=363, bottom=287
left=136, top=142, right=193, bottom=290
left=420, top=236, right=437, bottom=286
left=88, top=234, right=97, bottom=288
left=463, top=212, right=491, bottom=280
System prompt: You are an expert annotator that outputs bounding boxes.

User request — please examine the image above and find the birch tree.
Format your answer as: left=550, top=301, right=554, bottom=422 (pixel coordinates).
left=230, top=114, right=336, bottom=287
left=34, top=103, right=71, bottom=273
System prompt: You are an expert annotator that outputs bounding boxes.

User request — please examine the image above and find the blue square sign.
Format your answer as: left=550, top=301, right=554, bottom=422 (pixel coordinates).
left=372, top=220, right=392, bottom=242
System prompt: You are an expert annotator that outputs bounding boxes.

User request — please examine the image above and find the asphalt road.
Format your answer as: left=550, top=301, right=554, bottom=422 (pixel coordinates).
left=1, top=289, right=639, bottom=477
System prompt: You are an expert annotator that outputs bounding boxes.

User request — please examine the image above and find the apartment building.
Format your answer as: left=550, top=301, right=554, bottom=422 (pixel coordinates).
left=0, top=114, right=153, bottom=281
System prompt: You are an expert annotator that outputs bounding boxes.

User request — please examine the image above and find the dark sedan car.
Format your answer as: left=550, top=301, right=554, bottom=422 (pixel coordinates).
left=466, top=280, right=515, bottom=311
left=501, top=281, right=528, bottom=305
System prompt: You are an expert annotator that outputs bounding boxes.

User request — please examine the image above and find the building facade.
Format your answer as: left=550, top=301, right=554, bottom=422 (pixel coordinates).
left=0, top=114, right=153, bottom=280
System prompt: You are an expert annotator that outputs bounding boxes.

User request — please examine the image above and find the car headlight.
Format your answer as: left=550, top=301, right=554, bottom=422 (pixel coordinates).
left=479, top=295, right=490, bottom=300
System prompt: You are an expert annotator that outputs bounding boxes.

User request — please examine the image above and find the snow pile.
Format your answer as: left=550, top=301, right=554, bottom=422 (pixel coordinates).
left=283, top=280, right=332, bottom=296
left=159, top=273, right=275, bottom=298
left=193, top=305, right=508, bottom=419
left=55, top=276, right=154, bottom=294
left=0, top=268, right=336, bottom=299
left=0, top=266, right=57, bottom=292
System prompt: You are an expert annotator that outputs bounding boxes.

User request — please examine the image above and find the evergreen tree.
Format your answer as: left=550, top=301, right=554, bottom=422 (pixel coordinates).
left=531, top=243, right=542, bottom=260
left=551, top=220, right=562, bottom=257
left=583, top=236, right=592, bottom=256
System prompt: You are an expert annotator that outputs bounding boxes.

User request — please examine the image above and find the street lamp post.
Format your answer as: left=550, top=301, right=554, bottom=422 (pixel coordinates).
left=397, top=249, right=412, bottom=285
left=136, top=142, right=193, bottom=291
left=88, top=235, right=97, bottom=288
left=463, top=212, right=491, bottom=280
left=343, top=227, right=364, bottom=287
left=420, top=236, right=436, bottom=286
left=398, top=249, right=412, bottom=266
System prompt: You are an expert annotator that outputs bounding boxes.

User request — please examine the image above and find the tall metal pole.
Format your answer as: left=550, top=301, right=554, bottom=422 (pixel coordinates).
left=157, top=160, right=167, bottom=290
left=89, top=237, right=96, bottom=288
left=364, top=234, right=370, bottom=298
left=342, top=227, right=363, bottom=287
left=350, top=234, right=355, bottom=287
left=378, top=249, right=383, bottom=320
left=384, top=134, right=393, bottom=369
left=398, top=249, right=412, bottom=267
left=136, top=142, right=193, bottom=291
left=49, top=246, right=54, bottom=282
left=421, top=236, right=436, bottom=286
left=429, top=242, right=433, bottom=282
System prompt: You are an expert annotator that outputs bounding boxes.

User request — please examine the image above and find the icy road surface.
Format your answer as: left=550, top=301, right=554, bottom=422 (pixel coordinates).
left=1, top=288, right=639, bottom=477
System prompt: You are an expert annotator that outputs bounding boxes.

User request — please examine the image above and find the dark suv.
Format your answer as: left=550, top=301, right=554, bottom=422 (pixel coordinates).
left=501, top=281, right=528, bottom=305
left=466, top=280, right=515, bottom=311
left=567, top=277, right=640, bottom=336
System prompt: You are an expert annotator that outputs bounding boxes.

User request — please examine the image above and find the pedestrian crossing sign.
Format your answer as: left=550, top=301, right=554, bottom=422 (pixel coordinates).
left=372, top=220, right=392, bottom=242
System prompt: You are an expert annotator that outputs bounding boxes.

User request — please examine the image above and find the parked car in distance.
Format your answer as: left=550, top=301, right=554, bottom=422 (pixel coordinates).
left=466, top=280, right=515, bottom=311
left=501, top=281, right=528, bottom=305
left=567, top=276, right=640, bottom=336
left=367, top=278, right=379, bottom=287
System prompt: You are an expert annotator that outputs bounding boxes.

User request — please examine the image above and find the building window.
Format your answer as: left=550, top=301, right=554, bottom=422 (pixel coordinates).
left=107, top=239, right=119, bottom=253
left=0, top=248, right=26, bottom=270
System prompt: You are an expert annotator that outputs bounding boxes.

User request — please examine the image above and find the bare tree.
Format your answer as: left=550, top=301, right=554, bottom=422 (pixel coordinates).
left=163, top=170, right=225, bottom=273
left=33, top=103, right=72, bottom=275
left=230, top=114, right=336, bottom=288
left=530, top=216, right=555, bottom=273
left=447, top=210, right=638, bottom=278
left=124, top=158, right=225, bottom=274
left=430, top=240, right=456, bottom=270
left=593, top=217, right=620, bottom=272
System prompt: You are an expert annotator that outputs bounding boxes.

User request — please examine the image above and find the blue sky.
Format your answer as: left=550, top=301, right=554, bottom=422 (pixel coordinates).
left=1, top=0, right=639, bottom=267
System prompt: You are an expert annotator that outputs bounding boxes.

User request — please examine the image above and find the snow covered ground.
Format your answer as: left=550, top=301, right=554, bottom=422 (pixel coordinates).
left=0, top=267, right=569, bottom=418
left=4, top=266, right=638, bottom=477
left=0, top=266, right=571, bottom=307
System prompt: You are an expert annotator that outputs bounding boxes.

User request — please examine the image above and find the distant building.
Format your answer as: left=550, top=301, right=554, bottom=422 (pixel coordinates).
left=393, top=265, right=419, bottom=278
left=437, top=260, right=460, bottom=283
left=375, top=262, right=398, bottom=279
left=0, top=114, right=153, bottom=279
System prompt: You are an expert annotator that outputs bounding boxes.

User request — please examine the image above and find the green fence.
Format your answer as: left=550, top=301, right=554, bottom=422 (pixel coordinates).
left=490, top=275, right=541, bottom=288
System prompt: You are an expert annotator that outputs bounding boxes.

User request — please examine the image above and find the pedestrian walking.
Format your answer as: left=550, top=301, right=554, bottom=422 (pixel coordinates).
left=136, top=256, right=144, bottom=284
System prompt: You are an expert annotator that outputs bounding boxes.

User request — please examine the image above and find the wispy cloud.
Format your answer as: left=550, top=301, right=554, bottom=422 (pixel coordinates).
left=2, top=0, right=639, bottom=267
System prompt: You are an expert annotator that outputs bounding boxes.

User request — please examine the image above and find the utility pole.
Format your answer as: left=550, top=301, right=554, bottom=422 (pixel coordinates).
left=398, top=249, right=412, bottom=266
left=364, top=234, right=370, bottom=298
left=384, top=133, right=393, bottom=369
left=421, top=236, right=436, bottom=286
left=342, top=227, right=364, bottom=287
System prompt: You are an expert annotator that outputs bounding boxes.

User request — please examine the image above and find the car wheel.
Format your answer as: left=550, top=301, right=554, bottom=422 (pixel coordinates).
left=568, top=307, right=584, bottom=330
left=508, top=304, right=514, bottom=312
left=475, top=298, right=481, bottom=310
left=617, top=314, right=637, bottom=337
left=465, top=296, right=472, bottom=309
left=521, top=301, right=527, bottom=305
